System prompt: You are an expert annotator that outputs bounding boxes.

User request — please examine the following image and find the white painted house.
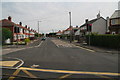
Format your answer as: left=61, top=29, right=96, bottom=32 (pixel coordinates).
left=75, top=13, right=107, bottom=36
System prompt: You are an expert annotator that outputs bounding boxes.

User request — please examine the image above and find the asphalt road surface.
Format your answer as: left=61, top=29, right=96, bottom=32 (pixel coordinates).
left=2, top=37, right=119, bottom=80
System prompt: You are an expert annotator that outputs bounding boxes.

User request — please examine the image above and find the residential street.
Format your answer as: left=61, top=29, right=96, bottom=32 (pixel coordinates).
left=1, top=37, right=119, bottom=80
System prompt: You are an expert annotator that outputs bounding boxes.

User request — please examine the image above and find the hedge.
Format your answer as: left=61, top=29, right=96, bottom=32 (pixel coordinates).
left=86, top=34, right=120, bottom=49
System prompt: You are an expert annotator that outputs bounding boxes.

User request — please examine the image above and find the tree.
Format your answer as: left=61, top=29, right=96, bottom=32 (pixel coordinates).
left=2, top=28, right=12, bottom=44
left=35, top=33, right=39, bottom=37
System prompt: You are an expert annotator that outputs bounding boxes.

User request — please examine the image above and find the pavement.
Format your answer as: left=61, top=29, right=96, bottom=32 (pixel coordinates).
left=1, top=37, right=119, bottom=80
left=60, top=39, right=119, bottom=54
left=74, top=42, right=119, bottom=54
left=2, top=38, right=41, bottom=55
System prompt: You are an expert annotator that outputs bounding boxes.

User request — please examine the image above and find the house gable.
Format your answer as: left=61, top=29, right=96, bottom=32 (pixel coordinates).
left=92, top=17, right=107, bottom=34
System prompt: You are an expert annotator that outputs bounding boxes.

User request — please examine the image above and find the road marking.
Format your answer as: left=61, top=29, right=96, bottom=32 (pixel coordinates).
left=2, top=57, right=24, bottom=69
left=76, top=46, right=95, bottom=52
left=59, top=74, right=72, bottom=79
left=0, top=61, right=19, bottom=67
left=19, top=67, right=120, bottom=76
left=8, top=69, right=21, bottom=80
left=52, top=39, right=75, bottom=48
left=95, top=75, right=115, bottom=80
left=35, top=41, right=43, bottom=47
left=31, top=64, right=40, bottom=68
left=15, top=57, right=24, bottom=68
left=22, top=70, right=37, bottom=78
left=52, top=39, right=95, bottom=51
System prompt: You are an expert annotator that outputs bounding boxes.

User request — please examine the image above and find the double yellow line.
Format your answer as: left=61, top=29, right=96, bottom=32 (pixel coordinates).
left=19, top=67, right=119, bottom=76
left=8, top=67, right=119, bottom=80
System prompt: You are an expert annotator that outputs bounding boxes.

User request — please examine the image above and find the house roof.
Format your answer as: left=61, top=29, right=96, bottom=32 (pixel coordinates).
left=80, top=17, right=105, bottom=28
left=65, top=27, right=73, bottom=31
left=72, top=26, right=79, bottom=29
left=1, top=18, right=37, bottom=33
left=110, top=10, right=120, bottom=19
left=62, top=30, right=65, bottom=33
left=0, top=19, right=16, bottom=27
left=56, top=30, right=62, bottom=34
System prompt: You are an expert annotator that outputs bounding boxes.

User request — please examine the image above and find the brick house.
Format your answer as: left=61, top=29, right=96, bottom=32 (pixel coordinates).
left=109, top=10, right=120, bottom=34
left=56, top=30, right=62, bottom=38
left=1, top=16, right=37, bottom=42
left=62, top=26, right=79, bottom=40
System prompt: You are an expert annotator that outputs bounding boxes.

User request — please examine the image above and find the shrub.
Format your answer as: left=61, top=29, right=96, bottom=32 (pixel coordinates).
left=24, top=38, right=30, bottom=44
left=2, top=28, right=12, bottom=45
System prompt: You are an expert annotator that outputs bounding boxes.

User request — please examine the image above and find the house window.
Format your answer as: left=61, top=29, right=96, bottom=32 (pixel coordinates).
left=14, top=27, right=20, bottom=33
left=111, top=18, right=120, bottom=25
left=14, top=27, right=17, bottom=33
left=111, top=20, right=115, bottom=25
left=118, top=18, right=120, bottom=24
left=23, top=29, right=25, bottom=33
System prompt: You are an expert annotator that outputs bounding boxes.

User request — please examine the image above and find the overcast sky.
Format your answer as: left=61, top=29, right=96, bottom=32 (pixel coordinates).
left=1, top=1, right=119, bottom=33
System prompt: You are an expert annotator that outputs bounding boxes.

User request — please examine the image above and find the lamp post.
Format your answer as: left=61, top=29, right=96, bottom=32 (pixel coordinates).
left=69, top=12, right=72, bottom=43
left=38, top=21, right=42, bottom=37
left=69, top=12, right=72, bottom=27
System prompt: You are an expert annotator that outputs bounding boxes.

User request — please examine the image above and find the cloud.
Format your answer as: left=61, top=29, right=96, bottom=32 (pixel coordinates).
left=1, top=0, right=120, bottom=2
left=2, top=2, right=118, bottom=33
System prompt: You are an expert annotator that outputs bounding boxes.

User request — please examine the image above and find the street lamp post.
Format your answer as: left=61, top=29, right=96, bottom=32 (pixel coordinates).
left=38, top=21, right=42, bottom=37
left=69, top=12, right=72, bottom=43
left=69, top=12, right=72, bottom=27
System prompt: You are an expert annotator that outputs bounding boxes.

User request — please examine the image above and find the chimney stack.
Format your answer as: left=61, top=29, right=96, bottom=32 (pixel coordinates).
left=25, top=25, right=27, bottom=28
left=97, top=12, right=101, bottom=19
left=85, top=19, right=88, bottom=23
left=28, top=27, right=30, bottom=29
left=76, top=25, right=78, bottom=28
left=8, top=16, right=12, bottom=21
left=19, top=22, right=22, bottom=26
